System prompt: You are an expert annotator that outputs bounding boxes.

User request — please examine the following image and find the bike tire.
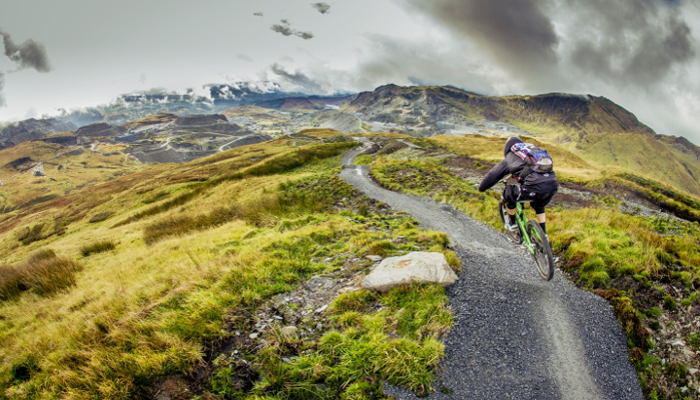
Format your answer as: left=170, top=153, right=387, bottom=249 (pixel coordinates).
left=526, top=220, right=555, bottom=281
left=499, top=198, right=522, bottom=244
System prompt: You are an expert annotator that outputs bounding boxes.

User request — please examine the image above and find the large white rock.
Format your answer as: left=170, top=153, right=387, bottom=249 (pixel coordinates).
left=361, top=251, right=458, bottom=292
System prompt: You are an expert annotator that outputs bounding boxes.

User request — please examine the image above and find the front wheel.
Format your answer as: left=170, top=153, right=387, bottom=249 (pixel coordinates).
left=526, top=220, right=554, bottom=281
left=499, top=198, right=522, bottom=244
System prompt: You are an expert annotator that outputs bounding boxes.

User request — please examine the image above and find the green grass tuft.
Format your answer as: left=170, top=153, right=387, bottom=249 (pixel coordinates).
left=80, top=240, right=117, bottom=256
left=1, top=249, right=83, bottom=301
left=88, top=211, right=115, bottom=223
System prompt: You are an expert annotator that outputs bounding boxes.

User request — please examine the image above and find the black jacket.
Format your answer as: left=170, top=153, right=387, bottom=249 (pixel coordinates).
left=478, top=141, right=557, bottom=193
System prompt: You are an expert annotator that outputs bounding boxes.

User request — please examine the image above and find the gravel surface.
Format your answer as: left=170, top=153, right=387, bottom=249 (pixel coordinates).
left=339, top=143, right=644, bottom=400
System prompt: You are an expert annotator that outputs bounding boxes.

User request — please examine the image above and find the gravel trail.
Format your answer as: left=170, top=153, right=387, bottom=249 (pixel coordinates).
left=339, top=143, right=644, bottom=400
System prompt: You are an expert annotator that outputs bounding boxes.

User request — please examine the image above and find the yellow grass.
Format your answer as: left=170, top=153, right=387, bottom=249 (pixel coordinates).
left=0, top=136, right=385, bottom=397
left=430, top=134, right=601, bottom=182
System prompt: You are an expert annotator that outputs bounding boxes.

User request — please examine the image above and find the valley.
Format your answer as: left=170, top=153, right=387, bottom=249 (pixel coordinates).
left=1, top=84, right=699, bottom=399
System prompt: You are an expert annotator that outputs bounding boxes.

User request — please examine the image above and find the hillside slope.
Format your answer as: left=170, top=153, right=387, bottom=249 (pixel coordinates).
left=340, top=85, right=700, bottom=196
left=359, top=134, right=700, bottom=399
left=0, top=130, right=462, bottom=399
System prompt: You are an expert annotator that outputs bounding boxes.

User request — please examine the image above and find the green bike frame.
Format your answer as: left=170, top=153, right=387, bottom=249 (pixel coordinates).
left=514, top=202, right=536, bottom=255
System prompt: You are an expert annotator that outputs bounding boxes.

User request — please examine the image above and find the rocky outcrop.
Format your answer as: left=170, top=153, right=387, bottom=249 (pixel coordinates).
left=657, top=135, right=700, bottom=161
left=169, top=114, right=247, bottom=135
left=0, top=118, right=77, bottom=148
left=173, top=114, right=228, bottom=126
left=4, top=157, right=33, bottom=171
left=75, top=123, right=126, bottom=137
left=361, top=252, right=458, bottom=292
left=41, top=134, right=78, bottom=146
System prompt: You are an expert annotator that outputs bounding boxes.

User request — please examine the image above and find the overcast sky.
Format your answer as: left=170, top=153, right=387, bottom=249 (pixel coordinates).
left=1, top=0, right=699, bottom=145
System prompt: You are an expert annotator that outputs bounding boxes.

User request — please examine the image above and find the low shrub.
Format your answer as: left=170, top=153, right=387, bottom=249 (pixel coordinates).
left=143, top=176, right=343, bottom=245
left=224, top=284, right=451, bottom=399
left=88, top=211, right=114, bottom=223
left=16, top=223, right=46, bottom=245
left=663, top=295, right=677, bottom=311
left=0, top=250, right=83, bottom=301
left=0, top=264, right=23, bottom=301
left=80, top=240, right=116, bottom=256
left=354, top=154, right=373, bottom=165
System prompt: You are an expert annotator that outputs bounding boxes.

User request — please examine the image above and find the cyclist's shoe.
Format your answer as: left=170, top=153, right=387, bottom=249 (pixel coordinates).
left=504, top=220, right=519, bottom=233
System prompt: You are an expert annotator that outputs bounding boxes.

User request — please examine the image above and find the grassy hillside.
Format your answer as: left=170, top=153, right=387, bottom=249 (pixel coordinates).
left=0, top=130, right=459, bottom=399
left=343, top=85, right=700, bottom=197
left=0, top=141, right=147, bottom=214
left=362, top=134, right=700, bottom=400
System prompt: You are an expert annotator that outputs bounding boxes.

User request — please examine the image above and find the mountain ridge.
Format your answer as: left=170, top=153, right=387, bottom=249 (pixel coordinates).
left=1, top=83, right=699, bottom=195
left=334, top=85, right=700, bottom=195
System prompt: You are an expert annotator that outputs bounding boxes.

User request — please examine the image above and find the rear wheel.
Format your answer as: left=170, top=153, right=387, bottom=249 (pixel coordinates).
left=526, top=220, right=554, bottom=281
left=499, top=198, right=522, bottom=244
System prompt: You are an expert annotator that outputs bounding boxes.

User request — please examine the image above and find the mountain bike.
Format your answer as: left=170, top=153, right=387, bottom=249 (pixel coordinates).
left=498, top=195, right=555, bottom=281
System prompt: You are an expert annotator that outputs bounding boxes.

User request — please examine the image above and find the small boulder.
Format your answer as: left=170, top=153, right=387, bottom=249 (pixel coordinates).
left=280, top=326, right=298, bottom=338
left=361, top=252, right=458, bottom=292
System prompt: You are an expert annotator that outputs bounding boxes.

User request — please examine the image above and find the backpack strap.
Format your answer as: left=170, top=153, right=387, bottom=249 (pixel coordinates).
left=518, top=166, right=534, bottom=183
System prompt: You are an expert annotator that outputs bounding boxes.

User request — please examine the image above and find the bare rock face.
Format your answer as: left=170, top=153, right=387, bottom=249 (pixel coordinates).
left=75, top=123, right=126, bottom=137
left=361, top=251, right=458, bottom=292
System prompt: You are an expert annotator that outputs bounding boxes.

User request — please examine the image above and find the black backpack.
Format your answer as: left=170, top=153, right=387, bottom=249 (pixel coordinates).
left=511, top=142, right=554, bottom=180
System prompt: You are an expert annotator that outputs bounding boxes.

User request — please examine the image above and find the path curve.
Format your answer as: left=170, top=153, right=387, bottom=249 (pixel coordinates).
left=339, top=141, right=644, bottom=400
left=219, top=134, right=254, bottom=152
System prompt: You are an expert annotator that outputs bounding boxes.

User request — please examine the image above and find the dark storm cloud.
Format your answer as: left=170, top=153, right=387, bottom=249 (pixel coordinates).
left=402, top=0, right=559, bottom=82
left=295, top=31, right=314, bottom=40
left=354, top=34, right=499, bottom=95
left=400, top=0, right=695, bottom=88
left=271, top=24, right=294, bottom=36
left=0, top=28, right=51, bottom=72
left=271, top=21, right=314, bottom=40
left=311, top=3, right=331, bottom=14
left=0, top=28, right=51, bottom=108
left=563, top=0, right=694, bottom=85
left=270, top=63, right=324, bottom=92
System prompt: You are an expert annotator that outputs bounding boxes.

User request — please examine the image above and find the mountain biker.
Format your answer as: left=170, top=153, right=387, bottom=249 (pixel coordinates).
left=477, top=136, right=558, bottom=235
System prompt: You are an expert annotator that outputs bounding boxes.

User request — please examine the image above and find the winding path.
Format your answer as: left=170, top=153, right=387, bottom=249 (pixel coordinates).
left=339, top=141, right=644, bottom=400
left=218, top=134, right=254, bottom=152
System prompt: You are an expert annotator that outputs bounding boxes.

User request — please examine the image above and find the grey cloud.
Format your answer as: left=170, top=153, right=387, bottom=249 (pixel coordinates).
left=0, top=28, right=51, bottom=72
left=237, top=54, right=254, bottom=62
left=270, top=63, right=325, bottom=92
left=129, top=87, right=179, bottom=96
left=265, top=35, right=500, bottom=97
left=399, top=0, right=695, bottom=88
left=354, top=34, right=499, bottom=94
left=295, top=31, right=314, bottom=40
left=0, top=71, right=5, bottom=107
left=271, top=24, right=294, bottom=36
left=401, top=0, right=559, bottom=83
left=564, top=1, right=694, bottom=85
left=271, top=21, right=314, bottom=39
left=311, top=3, right=331, bottom=14
left=253, top=12, right=263, bottom=16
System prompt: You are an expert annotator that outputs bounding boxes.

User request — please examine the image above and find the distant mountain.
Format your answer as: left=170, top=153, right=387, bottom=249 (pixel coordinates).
left=254, top=94, right=357, bottom=111
left=0, top=118, right=77, bottom=150
left=50, top=82, right=311, bottom=129
left=322, top=84, right=700, bottom=196
left=333, top=84, right=655, bottom=138
left=3, top=82, right=698, bottom=195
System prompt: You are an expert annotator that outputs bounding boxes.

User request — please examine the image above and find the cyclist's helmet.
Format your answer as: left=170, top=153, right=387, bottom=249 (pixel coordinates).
left=504, top=136, right=523, bottom=157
